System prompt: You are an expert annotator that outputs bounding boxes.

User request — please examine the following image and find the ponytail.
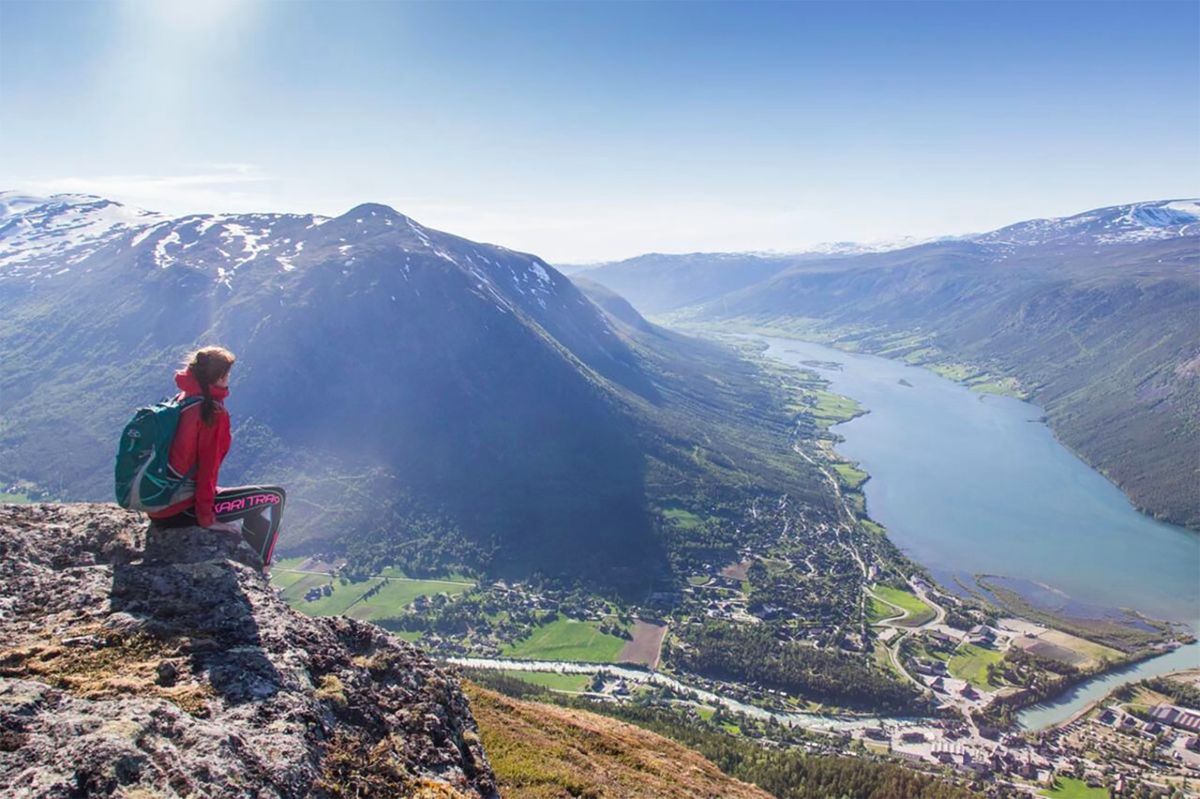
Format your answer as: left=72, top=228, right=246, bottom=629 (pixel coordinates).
left=183, top=346, right=236, bottom=427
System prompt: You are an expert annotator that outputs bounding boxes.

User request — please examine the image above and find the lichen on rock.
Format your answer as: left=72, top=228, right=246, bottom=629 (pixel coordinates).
left=0, top=503, right=496, bottom=798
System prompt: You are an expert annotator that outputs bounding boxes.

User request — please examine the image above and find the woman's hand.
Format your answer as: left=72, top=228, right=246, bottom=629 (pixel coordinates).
left=208, top=521, right=242, bottom=535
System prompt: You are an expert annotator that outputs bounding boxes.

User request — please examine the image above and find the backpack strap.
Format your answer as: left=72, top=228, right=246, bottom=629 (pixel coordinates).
left=174, top=395, right=207, bottom=480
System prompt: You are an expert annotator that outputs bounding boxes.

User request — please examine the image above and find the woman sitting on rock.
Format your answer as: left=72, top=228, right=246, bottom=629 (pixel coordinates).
left=148, top=346, right=286, bottom=568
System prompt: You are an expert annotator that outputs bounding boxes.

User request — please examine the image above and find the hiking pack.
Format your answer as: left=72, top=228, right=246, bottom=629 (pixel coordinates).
left=114, top=395, right=204, bottom=511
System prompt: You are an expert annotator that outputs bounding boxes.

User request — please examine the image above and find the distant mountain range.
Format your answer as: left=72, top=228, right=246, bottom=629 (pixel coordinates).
left=568, top=200, right=1200, bottom=530
left=0, top=192, right=828, bottom=589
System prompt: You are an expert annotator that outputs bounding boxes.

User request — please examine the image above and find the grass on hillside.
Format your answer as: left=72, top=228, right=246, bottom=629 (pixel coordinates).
left=867, top=596, right=904, bottom=624
left=501, top=617, right=629, bottom=662
left=0, top=492, right=32, bottom=503
left=873, top=585, right=935, bottom=626
left=948, top=644, right=1004, bottom=690
left=464, top=682, right=770, bottom=799
left=1040, top=776, right=1109, bottom=798
left=872, top=642, right=905, bottom=680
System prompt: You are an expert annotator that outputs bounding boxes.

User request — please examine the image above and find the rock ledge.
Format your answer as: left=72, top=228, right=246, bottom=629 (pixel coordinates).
left=0, top=503, right=496, bottom=798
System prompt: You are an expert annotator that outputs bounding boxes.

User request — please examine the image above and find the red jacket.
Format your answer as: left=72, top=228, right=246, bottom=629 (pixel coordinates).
left=146, top=371, right=231, bottom=527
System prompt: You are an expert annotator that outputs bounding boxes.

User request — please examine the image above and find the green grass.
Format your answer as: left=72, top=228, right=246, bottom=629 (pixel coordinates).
left=810, top=389, right=863, bottom=427
left=347, top=576, right=474, bottom=622
left=948, top=643, right=1004, bottom=689
left=392, top=630, right=424, bottom=643
left=662, top=507, right=705, bottom=529
left=867, top=596, right=903, bottom=624
left=501, top=618, right=629, bottom=662
left=294, top=578, right=376, bottom=616
left=269, top=569, right=311, bottom=591
left=859, top=519, right=886, bottom=536
left=967, top=377, right=1025, bottom=399
left=872, top=585, right=935, bottom=626
left=687, top=575, right=710, bottom=586
left=500, top=670, right=591, bottom=692
left=1040, top=776, right=1109, bottom=798
left=872, top=642, right=904, bottom=680
left=928, top=363, right=978, bottom=382
left=832, top=462, right=868, bottom=489
left=0, top=492, right=31, bottom=503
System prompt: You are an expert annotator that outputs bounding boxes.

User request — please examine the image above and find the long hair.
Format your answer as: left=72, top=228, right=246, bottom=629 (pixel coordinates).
left=184, top=346, right=237, bottom=426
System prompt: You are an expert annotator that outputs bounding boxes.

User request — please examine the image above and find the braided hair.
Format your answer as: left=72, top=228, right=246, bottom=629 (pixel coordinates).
left=184, top=346, right=236, bottom=426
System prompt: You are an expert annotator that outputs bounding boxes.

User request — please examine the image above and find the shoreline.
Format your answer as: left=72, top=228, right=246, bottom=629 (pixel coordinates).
left=684, top=320, right=1198, bottom=537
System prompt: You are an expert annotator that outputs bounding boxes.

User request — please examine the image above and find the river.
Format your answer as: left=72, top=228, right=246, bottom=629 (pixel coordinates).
left=756, top=336, right=1200, bottom=729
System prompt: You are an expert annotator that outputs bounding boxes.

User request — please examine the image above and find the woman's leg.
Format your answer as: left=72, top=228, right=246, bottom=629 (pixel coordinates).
left=211, top=485, right=287, bottom=567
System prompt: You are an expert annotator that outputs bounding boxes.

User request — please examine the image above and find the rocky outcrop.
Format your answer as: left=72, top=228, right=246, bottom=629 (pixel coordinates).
left=0, top=503, right=496, bottom=798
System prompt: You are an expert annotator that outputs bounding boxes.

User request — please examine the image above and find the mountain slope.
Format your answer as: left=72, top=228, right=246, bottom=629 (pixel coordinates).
left=464, top=683, right=772, bottom=799
left=0, top=503, right=497, bottom=798
left=581, top=200, right=1200, bottom=530
left=0, top=193, right=830, bottom=587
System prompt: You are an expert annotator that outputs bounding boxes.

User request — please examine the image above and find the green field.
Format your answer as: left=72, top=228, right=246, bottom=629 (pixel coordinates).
left=271, top=566, right=474, bottom=621
left=1040, top=777, right=1109, bottom=798
left=500, top=670, right=591, bottom=692
left=832, top=462, right=868, bottom=489
left=501, top=618, right=628, bottom=662
left=811, top=389, right=863, bottom=427
left=872, top=585, right=935, bottom=626
left=347, top=577, right=474, bottom=622
left=867, top=596, right=903, bottom=624
left=267, top=557, right=317, bottom=590
left=662, top=507, right=705, bottom=529
left=948, top=643, right=1004, bottom=689
left=392, top=630, right=424, bottom=643
left=0, top=492, right=31, bottom=503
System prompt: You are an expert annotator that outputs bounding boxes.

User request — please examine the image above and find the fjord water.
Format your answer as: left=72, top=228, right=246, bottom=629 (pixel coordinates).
left=759, top=336, right=1199, bottom=724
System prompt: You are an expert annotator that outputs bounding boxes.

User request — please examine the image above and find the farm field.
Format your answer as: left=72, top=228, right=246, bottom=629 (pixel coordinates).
left=346, top=577, right=474, bottom=622
left=948, top=643, right=1004, bottom=689
left=502, top=618, right=629, bottom=662
left=810, top=389, right=863, bottom=426
left=500, top=670, right=591, bottom=692
left=832, top=462, right=868, bottom=489
left=618, top=620, right=668, bottom=668
left=270, top=565, right=474, bottom=621
left=1011, top=628, right=1122, bottom=669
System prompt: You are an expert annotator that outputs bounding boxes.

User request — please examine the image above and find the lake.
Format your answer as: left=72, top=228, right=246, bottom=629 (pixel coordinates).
left=757, top=336, right=1200, bottom=727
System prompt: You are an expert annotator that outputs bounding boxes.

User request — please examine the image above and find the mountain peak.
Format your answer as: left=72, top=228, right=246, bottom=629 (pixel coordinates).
left=340, top=202, right=412, bottom=224
left=0, top=503, right=497, bottom=798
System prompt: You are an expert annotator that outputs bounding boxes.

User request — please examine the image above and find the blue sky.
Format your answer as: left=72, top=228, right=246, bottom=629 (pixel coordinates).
left=2, top=0, right=1197, bottom=261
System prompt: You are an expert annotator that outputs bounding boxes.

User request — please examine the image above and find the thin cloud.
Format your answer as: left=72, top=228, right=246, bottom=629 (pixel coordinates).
left=12, top=167, right=280, bottom=215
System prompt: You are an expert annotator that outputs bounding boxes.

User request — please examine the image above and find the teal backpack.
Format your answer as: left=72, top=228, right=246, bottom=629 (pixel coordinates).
left=114, top=395, right=204, bottom=511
